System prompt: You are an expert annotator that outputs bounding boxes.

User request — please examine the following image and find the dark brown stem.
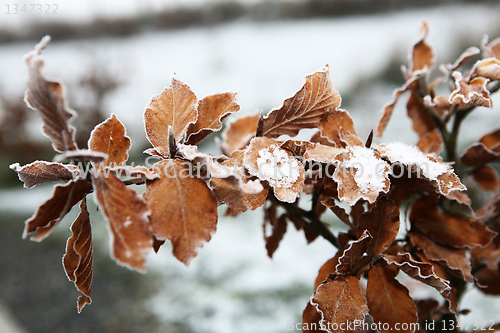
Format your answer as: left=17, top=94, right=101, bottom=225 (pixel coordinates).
left=123, top=176, right=147, bottom=186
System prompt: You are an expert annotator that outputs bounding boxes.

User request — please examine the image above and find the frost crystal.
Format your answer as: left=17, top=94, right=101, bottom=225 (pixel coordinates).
left=381, top=142, right=449, bottom=180
left=344, top=146, right=389, bottom=194
left=256, top=145, right=299, bottom=188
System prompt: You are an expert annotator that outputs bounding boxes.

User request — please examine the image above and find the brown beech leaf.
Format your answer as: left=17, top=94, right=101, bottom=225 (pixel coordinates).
left=63, top=199, right=93, bottom=313
left=332, top=145, right=391, bottom=205
left=417, top=129, right=443, bottom=154
left=367, top=266, right=418, bottom=333
left=243, top=137, right=305, bottom=203
left=318, top=109, right=362, bottom=147
left=144, top=159, right=218, bottom=265
left=461, top=129, right=500, bottom=167
left=54, top=149, right=107, bottom=164
left=383, top=253, right=453, bottom=305
left=221, top=112, right=260, bottom=155
left=302, top=301, right=325, bottom=332
left=144, top=77, right=198, bottom=157
left=445, top=46, right=481, bottom=72
left=407, top=93, right=436, bottom=139
left=472, top=165, right=499, bottom=191
left=185, top=92, right=240, bottom=145
left=23, top=178, right=93, bottom=241
left=321, top=198, right=350, bottom=226
left=475, top=58, right=500, bottom=81
left=375, top=76, right=419, bottom=138
left=410, top=197, right=497, bottom=249
left=88, top=114, right=131, bottom=167
left=410, top=22, right=435, bottom=73
left=264, top=213, right=288, bottom=258
left=24, top=36, right=78, bottom=152
left=311, top=275, right=368, bottom=333
left=483, top=37, right=500, bottom=60
left=409, top=231, right=473, bottom=283
left=102, top=165, right=160, bottom=181
left=93, top=173, right=152, bottom=272
left=314, top=254, right=342, bottom=290
left=262, top=66, right=341, bottom=138
left=10, top=161, right=79, bottom=188
left=335, top=230, right=372, bottom=275
left=376, top=142, right=466, bottom=196
left=449, top=72, right=492, bottom=108
left=356, top=197, right=400, bottom=257
left=303, top=143, right=342, bottom=163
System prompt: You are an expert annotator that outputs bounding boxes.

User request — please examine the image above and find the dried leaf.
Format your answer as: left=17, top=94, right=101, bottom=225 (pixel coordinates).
left=417, top=129, right=443, bottom=154
left=411, top=197, right=497, bottom=249
left=243, top=137, right=305, bottom=203
left=185, top=92, right=240, bottom=145
left=461, top=129, right=500, bottom=167
left=321, top=198, right=350, bottom=226
left=9, top=161, right=79, bottom=188
left=143, top=159, right=218, bottom=265
left=144, top=77, right=198, bottom=157
left=356, top=197, right=400, bottom=257
left=302, top=301, right=325, bottom=333
left=314, top=254, right=342, bottom=290
left=264, top=213, right=288, bottom=258
left=318, top=109, right=362, bottom=147
left=335, top=230, right=372, bottom=275
left=332, top=146, right=391, bottom=205
left=262, top=67, right=341, bottom=138
left=449, top=72, right=492, bottom=108
left=407, top=93, right=436, bottom=139
left=24, top=36, right=78, bottom=152
left=88, top=114, right=131, bottom=167
left=63, top=199, right=93, bottom=313
left=445, top=46, right=481, bottom=72
left=367, top=266, right=418, bottom=333
left=410, top=22, right=435, bottom=73
left=221, top=112, right=260, bottom=155
left=54, top=149, right=107, bottom=164
left=475, top=58, right=500, bottom=81
left=93, top=173, right=152, bottom=272
left=303, top=143, right=342, bottom=163
left=472, top=165, right=499, bottom=191
left=311, top=275, right=368, bottom=333
left=23, top=178, right=93, bottom=241
left=409, top=231, right=473, bottom=283
left=483, top=36, right=500, bottom=60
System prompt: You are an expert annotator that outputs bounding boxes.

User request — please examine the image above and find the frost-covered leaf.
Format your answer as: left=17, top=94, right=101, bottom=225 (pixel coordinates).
left=63, top=199, right=93, bottom=313
left=262, top=67, right=341, bottom=138
left=409, top=231, right=473, bottom=283
left=475, top=58, right=500, bottom=81
left=143, top=159, right=218, bottom=265
left=144, top=77, right=197, bottom=157
left=444, top=46, right=481, bottom=72
left=377, top=142, right=466, bottom=195
left=23, top=178, right=92, bottom=241
left=410, top=22, right=435, bottom=73
left=93, top=173, right=152, bottom=272
left=417, top=129, right=443, bottom=154
left=185, top=92, right=240, bottom=145
left=356, top=197, right=400, bottom=257
left=24, top=36, right=78, bottom=152
left=302, top=301, right=324, bottom=333
left=303, top=142, right=342, bottom=163
left=314, top=255, right=342, bottom=291
left=335, top=230, right=371, bottom=275
left=102, top=165, right=160, bottom=181
left=407, top=93, right=436, bottom=139
left=9, top=161, right=79, bottom=188
left=311, top=275, right=368, bottom=333
left=318, top=109, right=362, bottom=147
left=221, top=112, right=260, bottom=155
left=367, top=265, right=418, bottom=333
left=461, top=129, right=500, bottom=167
left=54, top=149, right=107, bottom=164
left=88, top=114, right=131, bottom=167
left=449, top=71, right=492, bottom=108
left=244, top=137, right=305, bottom=203
left=410, top=197, right=496, bottom=249
left=332, top=145, right=391, bottom=205
left=482, top=37, right=500, bottom=60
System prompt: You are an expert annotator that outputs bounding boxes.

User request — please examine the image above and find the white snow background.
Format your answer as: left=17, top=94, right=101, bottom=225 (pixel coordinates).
left=1, top=1, right=500, bottom=332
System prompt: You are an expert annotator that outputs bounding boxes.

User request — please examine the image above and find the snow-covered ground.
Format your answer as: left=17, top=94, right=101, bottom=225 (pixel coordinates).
left=2, top=3, right=500, bottom=332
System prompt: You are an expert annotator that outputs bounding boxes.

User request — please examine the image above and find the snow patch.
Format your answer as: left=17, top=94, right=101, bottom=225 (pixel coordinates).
left=256, top=144, right=299, bottom=188
left=344, top=146, right=388, bottom=194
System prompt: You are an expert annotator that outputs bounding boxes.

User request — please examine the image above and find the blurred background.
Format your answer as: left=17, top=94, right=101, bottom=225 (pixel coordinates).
left=1, top=0, right=500, bottom=332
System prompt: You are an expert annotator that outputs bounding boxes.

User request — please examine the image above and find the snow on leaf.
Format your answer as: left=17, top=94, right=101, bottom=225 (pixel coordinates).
left=376, top=142, right=466, bottom=195
left=335, top=230, right=372, bottom=275
left=410, top=22, right=435, bottom=73
left=143, top=159, right=218, bottom=266
left=221, top=112, right=260, bottom=155
left=93, top=173, right=152, bottom=272
left=318, top=109, right=363, bottom=147
left=409, top=231, right=473, bottom=283
left=144, top=77, right=198, bottom=158
left=367, top=265, right=418, bottom=333
left=355, top=197, right=400, bottom=257
left=24, top=36, right=78, bottom=153
left=23, top=178, right=93, bottom=241
left=9, top=161, right=79, bottom=188
left=88, top=114, right=131, bottom=167
left=63, top=199, right=93, bottom=313
left=449, top=71, right=492, bottom=108
left=244, top=137, right=304, bottom=203
left=410, top=197, right=497, bottom=249
left=332, top=145, right=391, bottom=205
left=311, top=275, right=368, bottom=333
left=262, top=66, right=341, bottom=138
left=185, top=92, right=240, bottom=145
